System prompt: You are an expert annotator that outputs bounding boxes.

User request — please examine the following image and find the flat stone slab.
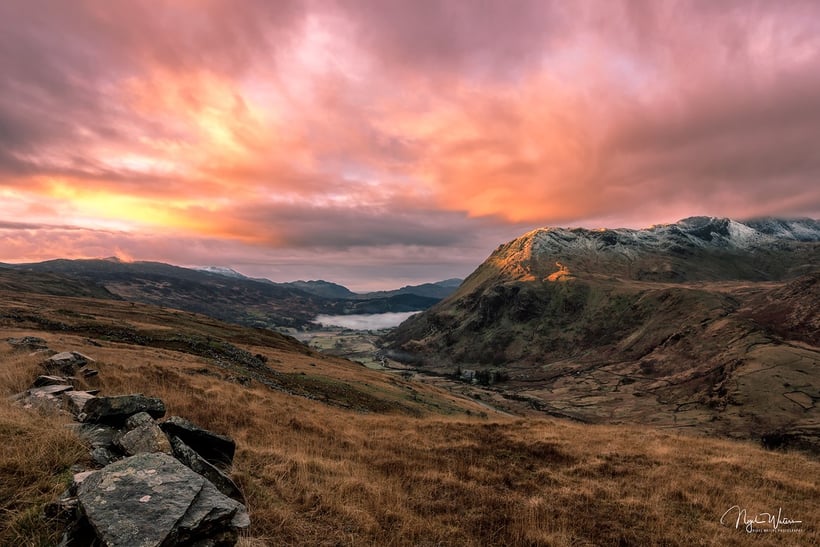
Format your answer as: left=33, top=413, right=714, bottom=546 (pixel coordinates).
left=28, top=384, right=74, bottom=397
left=33, top=375, right=71, bottom=387
left=82, top=394, right=166, bottom=426
left=77, top=452, right=248, bottom=546
left=159, top=416, right=235, bottom=468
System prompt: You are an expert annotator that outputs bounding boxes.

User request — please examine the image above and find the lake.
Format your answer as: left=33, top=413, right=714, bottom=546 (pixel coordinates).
left=312, top=311, right=418, bottom=330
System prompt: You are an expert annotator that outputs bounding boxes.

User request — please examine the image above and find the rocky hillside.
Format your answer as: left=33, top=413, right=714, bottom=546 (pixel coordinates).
left=387, top=217, right=820, bottom=451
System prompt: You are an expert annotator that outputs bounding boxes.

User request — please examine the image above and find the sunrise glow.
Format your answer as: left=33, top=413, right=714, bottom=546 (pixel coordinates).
left=1, top=1, right=818, bottom=289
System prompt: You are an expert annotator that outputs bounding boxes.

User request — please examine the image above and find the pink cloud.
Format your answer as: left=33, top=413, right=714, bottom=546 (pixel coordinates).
left=0, top=1, right=818, bottom=286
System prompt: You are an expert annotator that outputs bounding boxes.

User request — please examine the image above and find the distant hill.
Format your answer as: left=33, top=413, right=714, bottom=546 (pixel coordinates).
left=387, top=217, right=820, bottom=451
left=5, top=259, right=455, bottom=329
left=198, top=270, right=463, bottom=301
left=275, top=280, right=357, bottom=299
left=357, top=278, right=463, bottom=300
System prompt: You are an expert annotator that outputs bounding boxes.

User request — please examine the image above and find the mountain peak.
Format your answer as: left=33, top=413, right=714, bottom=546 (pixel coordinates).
left=480, top=217, right=819, bottom=286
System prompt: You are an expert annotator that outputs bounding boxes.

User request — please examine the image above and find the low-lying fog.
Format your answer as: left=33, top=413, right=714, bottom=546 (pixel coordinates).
left=313, top=311, right=418, bottom=330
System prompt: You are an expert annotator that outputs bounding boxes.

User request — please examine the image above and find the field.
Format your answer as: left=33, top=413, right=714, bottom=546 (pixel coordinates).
left=0, top=289, right=817, bottom=545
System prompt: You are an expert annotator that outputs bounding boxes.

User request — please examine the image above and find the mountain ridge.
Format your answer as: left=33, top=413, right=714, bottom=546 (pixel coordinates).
left=387, top=217, right=820, bottom=452
left=4, top=259, right=459, bottom=329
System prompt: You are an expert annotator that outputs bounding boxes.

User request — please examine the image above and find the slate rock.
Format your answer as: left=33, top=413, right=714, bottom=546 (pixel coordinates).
left=77, top=452, right=249, bottom=547
left=33, top=375, right=71, bottom=387
left=116, top=412, right=172, bottom=456
left=160, top=416, right=235, bottom=468
left=91, top=446, right=120, bottom=467
left=71, top=471, right=96, bottom=495
left=82, top=394, right=166, bottom=426
left=171, top=436, right=244, bottom=502
left=76, top=423, right=120, bottom=450
left=64, top=391, right=97, bottom=417
left=44, top=352, right=92, bottom=374
left=27, top=384, right=74, bottom=398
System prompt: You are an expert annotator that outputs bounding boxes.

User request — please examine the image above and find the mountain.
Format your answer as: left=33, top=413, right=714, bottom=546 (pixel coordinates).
left=358, top=278, right=464, bottom=300
left=202, top=272, right=464, bottom=301
left=10, top=258, right=329, bottom=328
left=6, top=260, right=454, bottom=329
left=387, top=217, right=820, bottom=451
left=194, top=266, right=249, bottom=279
left=0, top=265, right=118, bottom=299
left=275, top=280, right=357, bottom=299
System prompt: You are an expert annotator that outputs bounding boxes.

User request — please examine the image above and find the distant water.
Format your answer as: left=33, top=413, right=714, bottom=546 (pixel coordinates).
left=313, top=311, right=418, bottom=330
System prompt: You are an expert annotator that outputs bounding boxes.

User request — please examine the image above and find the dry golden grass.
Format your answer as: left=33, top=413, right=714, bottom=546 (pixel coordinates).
left=0, top=352, right=87, bottom=545
left=0, top=293, right=818, bottom=545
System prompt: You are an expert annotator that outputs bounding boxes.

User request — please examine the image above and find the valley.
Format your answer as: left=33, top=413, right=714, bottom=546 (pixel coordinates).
left=1, top=274, right=818, bottom=545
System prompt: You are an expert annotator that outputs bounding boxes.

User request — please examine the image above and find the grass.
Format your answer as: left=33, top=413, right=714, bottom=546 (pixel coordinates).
left=0, top=292, right=818, bottom=545
left=0, top=360, right=87, bottom=545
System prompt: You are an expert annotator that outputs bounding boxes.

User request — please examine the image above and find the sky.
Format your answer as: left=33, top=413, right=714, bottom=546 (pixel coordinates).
left=1, top=0, right=819, bottom=290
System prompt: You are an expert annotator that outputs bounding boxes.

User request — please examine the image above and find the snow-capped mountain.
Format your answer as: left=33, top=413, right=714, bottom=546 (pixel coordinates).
left=478, top=216, right=819, bottom=284
left=387, top=217, right=819, bottom=450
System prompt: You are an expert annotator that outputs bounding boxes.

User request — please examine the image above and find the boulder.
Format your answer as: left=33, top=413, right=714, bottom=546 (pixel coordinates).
left=159, top=416, right=235, bottom=468
left=115, top=412, right=172, bottom=456
left=82, top=394, right=166, bottom=426
left=64, top=391, right=97, bottom=417
left=170, top=436, right=244, bottom=502
left=44, top=352, right=92, bottom=374
left=76, top=453, right=249, bottom=546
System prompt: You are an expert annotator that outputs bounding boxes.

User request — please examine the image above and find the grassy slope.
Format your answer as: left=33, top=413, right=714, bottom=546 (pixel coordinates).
left=0, top=288, right=818, bottom=545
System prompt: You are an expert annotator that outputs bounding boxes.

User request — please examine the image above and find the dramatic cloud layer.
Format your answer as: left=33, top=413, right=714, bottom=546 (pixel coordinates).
left=1, top=0, right=818, bottom=288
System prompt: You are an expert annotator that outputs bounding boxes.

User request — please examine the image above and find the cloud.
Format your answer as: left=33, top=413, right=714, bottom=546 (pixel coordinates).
left=0, top=0, right=818, bottom=287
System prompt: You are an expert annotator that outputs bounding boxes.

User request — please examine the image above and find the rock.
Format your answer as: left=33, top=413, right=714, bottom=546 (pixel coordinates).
left=44, top=352, right=92, bottom=374
left=75, top=423, right=120, bottom=450
left=79, top=367, right=99, bottom=378
left=27, top=384, right=74, bottom=398
left=32, top=375, right=71, bottom=387
left=71, top=471, right=96, bottom=494
left=64, top=391, right=97, bottom=417
left=82, top=394, right=166, bottom=426
left=115, top=412, right=172, bottom=456
left=126, top=412, right=155, bottom=429
left=160, top=416, right=235, bottom=468
left=170, top=436, right=244, bottom=502
left=77, top=453, right=249, bottom=546
left=7, top=336, right=48, bottom=350
left=90, top=447, right=120, bottom=467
